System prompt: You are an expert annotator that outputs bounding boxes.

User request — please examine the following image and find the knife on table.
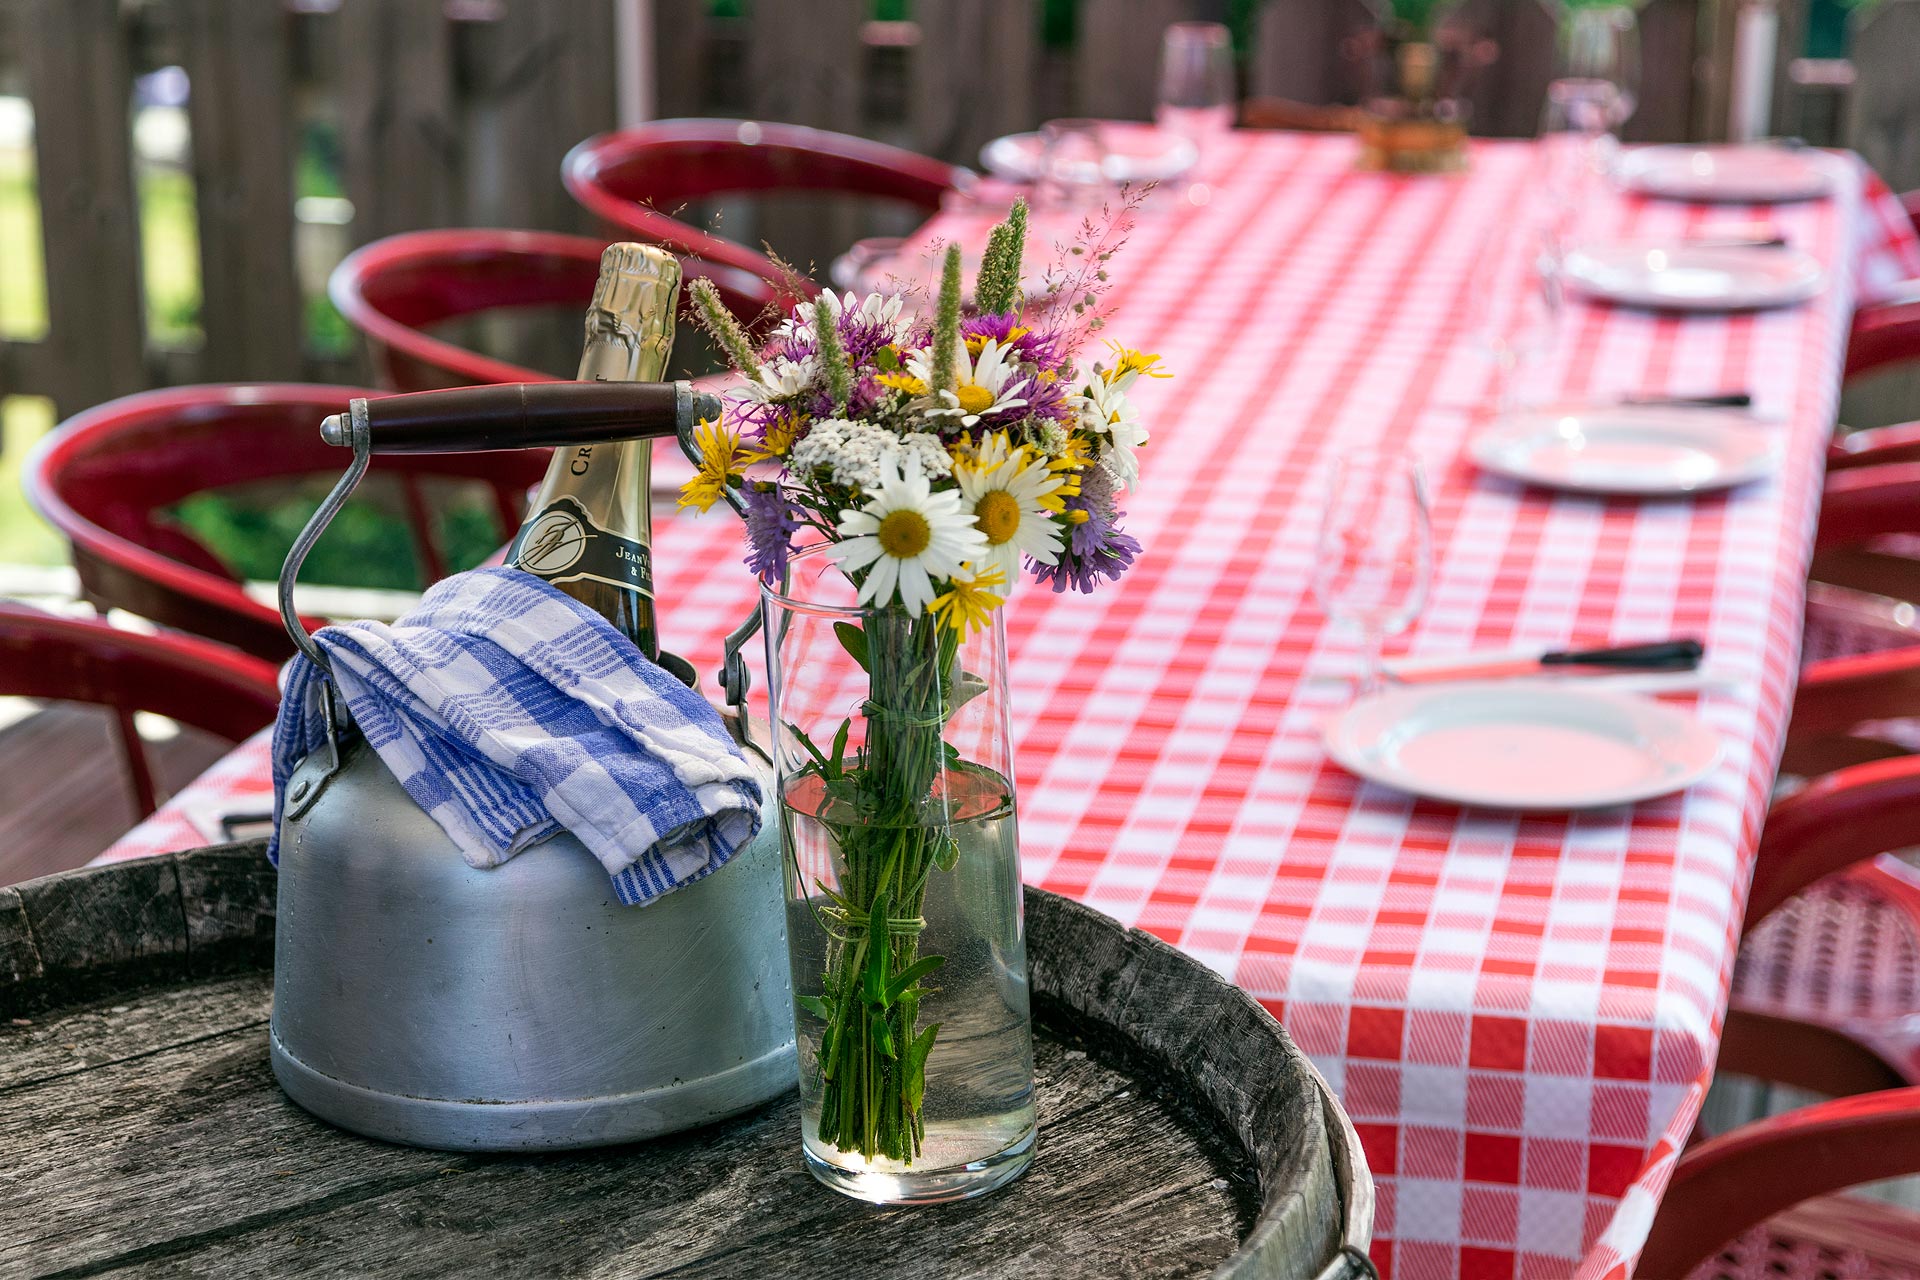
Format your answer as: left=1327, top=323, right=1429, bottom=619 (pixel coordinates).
left=1387, top=639, right=1705, bottom=685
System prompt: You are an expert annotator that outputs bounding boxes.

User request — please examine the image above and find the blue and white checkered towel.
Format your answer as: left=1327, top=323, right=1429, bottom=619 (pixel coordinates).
left=268, top=566, right=763, bottom=907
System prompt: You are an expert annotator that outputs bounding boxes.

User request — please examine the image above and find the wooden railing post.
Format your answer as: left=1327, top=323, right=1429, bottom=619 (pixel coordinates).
left=22, top=0, right=148, bottom=415
left=910, top=0, right=1040, bottom=166
left=178, top=0, right=302, bottom=382
left=1073, top=0, right=1228, bottom=122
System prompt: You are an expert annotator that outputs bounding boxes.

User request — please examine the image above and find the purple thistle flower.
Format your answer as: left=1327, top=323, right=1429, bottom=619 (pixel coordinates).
left=1034, top=466, right=1139, bottom=593
left=742, top=483, right=799, bottom=584
left=962, top=312, right=1068, bottom=372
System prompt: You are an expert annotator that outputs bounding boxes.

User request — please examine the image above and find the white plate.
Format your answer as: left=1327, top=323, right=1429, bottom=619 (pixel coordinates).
left=1323, top=681, right=1723, bottom=809
left=1468, top=405, right=1779, bottom=495
left=1562, top=242, right=1825, bottom=311
left=1617, top=145, right=1833, bottom=204
left=980, top=123, right=1198, bottom=184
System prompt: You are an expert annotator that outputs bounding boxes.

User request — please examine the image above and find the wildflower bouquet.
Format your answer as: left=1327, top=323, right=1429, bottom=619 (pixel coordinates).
left=681, top=197, right=1164, bottom=1178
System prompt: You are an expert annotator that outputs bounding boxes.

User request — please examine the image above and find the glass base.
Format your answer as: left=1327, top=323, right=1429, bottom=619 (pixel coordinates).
left=803, top=1124, right=1036, bottom=1205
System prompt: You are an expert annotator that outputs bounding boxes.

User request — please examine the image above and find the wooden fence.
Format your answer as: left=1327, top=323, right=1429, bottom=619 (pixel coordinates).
left=0, top=0, right=1791, bottom=423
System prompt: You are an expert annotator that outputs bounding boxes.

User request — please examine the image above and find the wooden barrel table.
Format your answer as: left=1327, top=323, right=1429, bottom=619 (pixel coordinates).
left=0, top=845, right=1373, bottom=1279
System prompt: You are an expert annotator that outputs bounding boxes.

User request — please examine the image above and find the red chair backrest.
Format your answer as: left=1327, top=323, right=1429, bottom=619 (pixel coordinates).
left=0, top=604, right=283, bottom=817
left=328, top=228, right=782, bottom=392
left=563, top=118, right=973, bottom=288
left=24, top=384, right=549, bottom=661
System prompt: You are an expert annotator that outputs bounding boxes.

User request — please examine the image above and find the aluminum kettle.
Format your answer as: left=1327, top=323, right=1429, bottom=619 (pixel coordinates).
left=268, top=381, right=796, bottom=1151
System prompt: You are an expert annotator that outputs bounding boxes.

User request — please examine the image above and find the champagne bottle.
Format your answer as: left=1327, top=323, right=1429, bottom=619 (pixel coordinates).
left=506, top=243, right=681, bottom=659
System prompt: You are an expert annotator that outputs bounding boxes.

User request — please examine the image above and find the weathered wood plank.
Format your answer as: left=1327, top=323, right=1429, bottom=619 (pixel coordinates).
left=0, top=860, right=1360, bottom=1277
left=175, top=841, right=277, bottom=979
left=1625, top=0, right=1699, bottom=143
left=1072, top=0, right=1228, bottom=123
left=0, top=995, right=1255, bottom=1280
left=1846, top=0, right=1920, bottom=193
left=0, top=884, right=41, bottom=990
left=0, top=705, right=228, bottom=890
left=742, top=0, right=866, bottom=278
left=1247, top=0, right=1371, bottom=106
left=910, top=0, right=1040, bottom=167
left=3, top=856, right=185, bottom=1016
left=336, top=0, right=462, bottom=246
left=651, top=0, right=711, bottom=119
left=0, top=972, right=268, bottom=1093
left=21, top=0, right=148, bottom=415
left=177, top=0, right=303, bottom=382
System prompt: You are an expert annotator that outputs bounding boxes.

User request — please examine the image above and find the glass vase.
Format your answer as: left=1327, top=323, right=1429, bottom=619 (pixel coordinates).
left=762, top=547, right=1037, bottom=1205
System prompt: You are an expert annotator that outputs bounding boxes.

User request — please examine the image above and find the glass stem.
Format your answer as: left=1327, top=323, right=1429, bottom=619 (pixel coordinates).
left=1356, top=625, right=1388, bottom=698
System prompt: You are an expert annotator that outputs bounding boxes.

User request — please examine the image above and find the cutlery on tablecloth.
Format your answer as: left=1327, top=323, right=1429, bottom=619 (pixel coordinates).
left=1678, top=233, right=1791, bottom=250
left=1617, top=390, right=1755, bottom=409
left=1386, top=638, right=1705, bottom=685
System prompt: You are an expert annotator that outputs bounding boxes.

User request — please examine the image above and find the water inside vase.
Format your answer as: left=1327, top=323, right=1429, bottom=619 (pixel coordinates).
left=783, top=764, right=1037, bottom=1201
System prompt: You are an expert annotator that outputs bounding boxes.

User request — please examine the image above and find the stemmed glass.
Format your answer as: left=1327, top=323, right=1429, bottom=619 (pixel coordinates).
left=1156, top=22, right=1237, bottom=154
left=1311, top=449, right=1433, bottom=698
left=1555, top=4, right=1640, bottom=134
left=1039, top=117, right=1112, bottom=209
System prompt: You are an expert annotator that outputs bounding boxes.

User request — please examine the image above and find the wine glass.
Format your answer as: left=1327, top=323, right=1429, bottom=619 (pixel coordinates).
left=1038, top=117, right=1111, bottom=208
left=1556, top=3, right=1640, bottom=133
left=1155, top=22, right=1236, bottom=153
left=1311, top=449, right=1433, bottom=698
left=1537, top=76, right=1620, bottom=260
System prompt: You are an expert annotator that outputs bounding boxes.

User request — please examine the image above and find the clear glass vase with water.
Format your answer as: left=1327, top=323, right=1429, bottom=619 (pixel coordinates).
left=763, top=548, right=1036, bottom=1205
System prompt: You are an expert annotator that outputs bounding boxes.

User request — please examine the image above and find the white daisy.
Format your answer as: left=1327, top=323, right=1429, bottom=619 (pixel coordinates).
left=953, top=434, right=1065, bottom=583
left=908, top=338, right=1028, bottom=428
left=1074, top=376, right=1148, bottom=491
left=733, top=353, right=817, bottom=405
left=828, top=461, right=990, bottom=616
left=775, top=291, right=912, bottom=347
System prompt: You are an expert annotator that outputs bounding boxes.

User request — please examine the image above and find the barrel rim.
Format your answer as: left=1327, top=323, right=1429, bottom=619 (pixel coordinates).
left=3, top=844, right=1372, bottom=1276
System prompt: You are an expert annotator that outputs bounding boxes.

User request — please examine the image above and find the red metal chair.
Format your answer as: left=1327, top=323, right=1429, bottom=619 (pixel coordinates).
left=562, top=118, right=974, bottom=290
left=23, top=384, right=549, bottom=661
left=328, top=228, right=782, bottom=392
left=0, top=603, right=281, bottom=823
left=1637, top=744, right=1920, bottom=1278
left=1845, top=188, right=1920, bottom=382
left=1802, top=463, right=1920, bottom=661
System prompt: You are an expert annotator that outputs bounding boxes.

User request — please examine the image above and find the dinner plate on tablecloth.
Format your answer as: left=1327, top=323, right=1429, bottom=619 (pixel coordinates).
left=1324, top=681, right=1723, bottom=809
left=1468, top=405, right=1779, bottom=495
left=980, top=123, right=1198, bottom=184
left=1616, top=145, right=1835, bottom=204
left=1562, top=241, right=1825, bottom=311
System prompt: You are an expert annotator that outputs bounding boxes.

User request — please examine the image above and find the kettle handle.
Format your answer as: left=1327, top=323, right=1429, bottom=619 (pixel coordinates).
left=282, top=381, right=766, bottom=755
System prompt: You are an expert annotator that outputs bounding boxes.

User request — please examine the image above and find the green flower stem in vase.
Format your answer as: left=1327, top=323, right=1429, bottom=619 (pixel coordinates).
left=767, top=549, right=1036, bottom=1205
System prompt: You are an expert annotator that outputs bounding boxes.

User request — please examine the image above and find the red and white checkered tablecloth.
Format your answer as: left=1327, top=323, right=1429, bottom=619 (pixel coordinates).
left=97, top=135, right=1920, bottom=1279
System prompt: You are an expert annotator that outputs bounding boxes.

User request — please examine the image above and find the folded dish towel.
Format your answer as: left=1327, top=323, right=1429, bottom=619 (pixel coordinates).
left=269, top=566, right=763, bottom=906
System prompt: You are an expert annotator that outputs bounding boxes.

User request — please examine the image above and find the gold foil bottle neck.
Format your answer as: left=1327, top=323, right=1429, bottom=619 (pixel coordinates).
left=582, top=242, right=680, bottom=380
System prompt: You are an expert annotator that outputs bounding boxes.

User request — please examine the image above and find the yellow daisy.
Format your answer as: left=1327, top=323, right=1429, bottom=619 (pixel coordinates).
left=741, top=411, right=799, bottom=464
left=1102, top=343, right=1171, bottom=383
left=677, top=419, right=752, bottom=512
left=929, top=565, right=1008, bottom=636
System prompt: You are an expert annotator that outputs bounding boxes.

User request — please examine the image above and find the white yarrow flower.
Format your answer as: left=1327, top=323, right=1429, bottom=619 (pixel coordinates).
left=828, top=461, right=990, bottom=615
left=788, top=419, right=952, bottom=492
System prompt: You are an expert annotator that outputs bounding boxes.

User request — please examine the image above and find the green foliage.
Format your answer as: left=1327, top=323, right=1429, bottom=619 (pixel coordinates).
left=930, top=243, right=963, bottom=394
left=688, top=277, right=762, bottom=379
left=169, top=483, right=502, bottom=591
left=814, top=295, right=853, bottom=415
left=974, top=198, right=1029, bottom=316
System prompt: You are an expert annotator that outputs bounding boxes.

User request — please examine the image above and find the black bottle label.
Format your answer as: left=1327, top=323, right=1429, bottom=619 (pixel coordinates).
left=508, top=495, right=654, bottom=599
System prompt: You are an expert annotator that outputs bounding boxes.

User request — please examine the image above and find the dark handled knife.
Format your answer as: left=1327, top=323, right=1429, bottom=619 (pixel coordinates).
left=1392, top=639, right=1706, bottom=684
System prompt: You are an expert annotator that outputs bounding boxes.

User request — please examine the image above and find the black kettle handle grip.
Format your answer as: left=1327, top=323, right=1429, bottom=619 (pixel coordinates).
left=320, top=380, right=723, bottom=455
